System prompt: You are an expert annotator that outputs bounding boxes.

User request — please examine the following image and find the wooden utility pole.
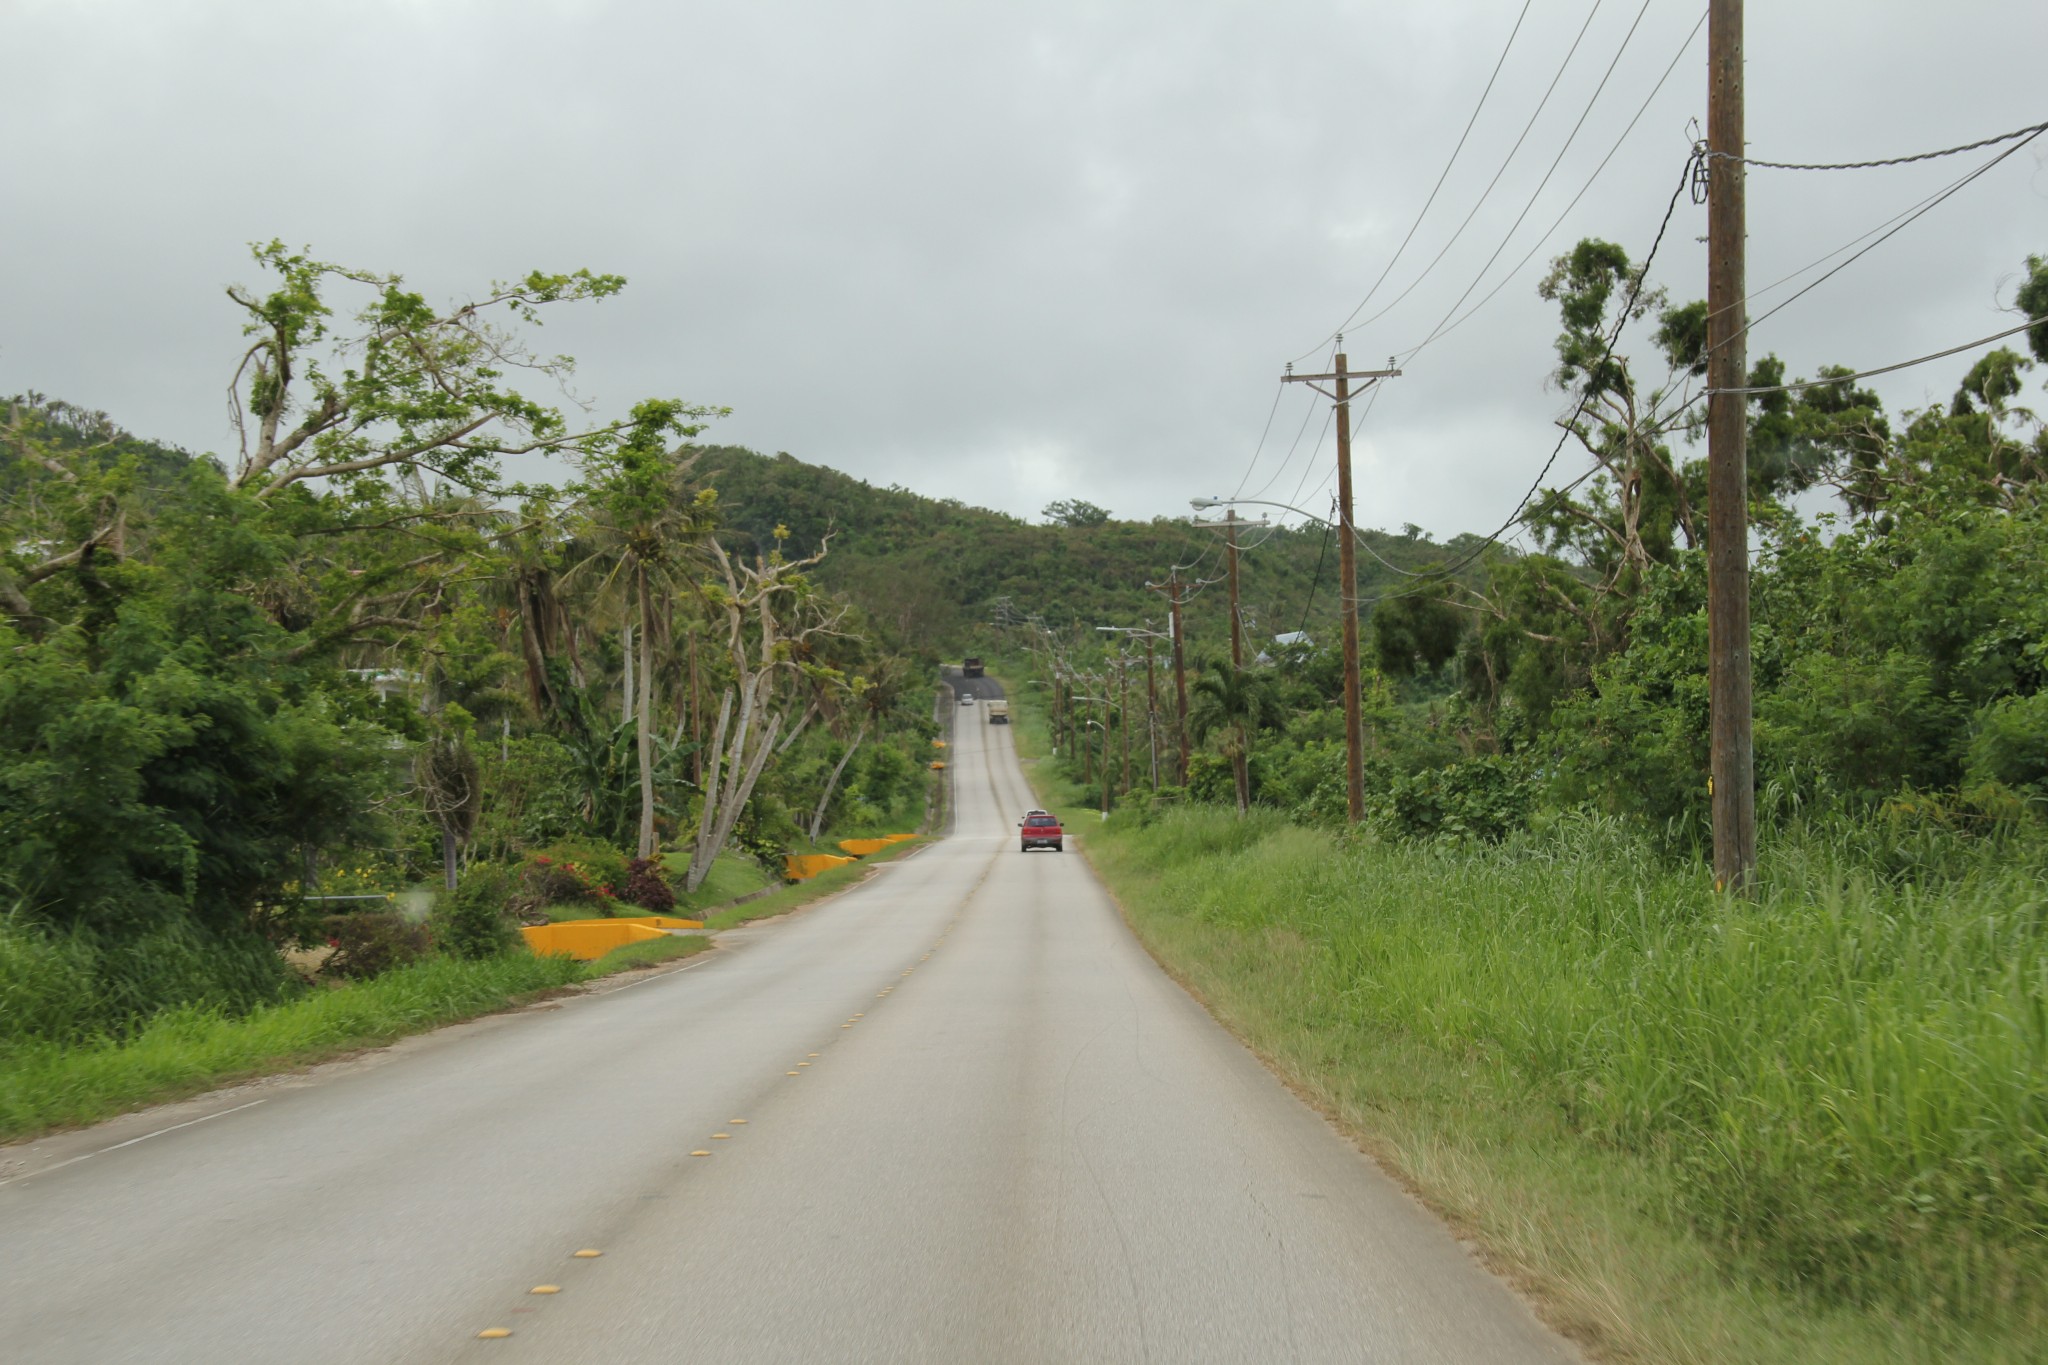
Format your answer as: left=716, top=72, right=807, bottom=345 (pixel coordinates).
left=1146, top=571, right=1193, bottom=784
left=1226, top=510, right=1242, bottom=666
left=1117, top=653, right=1131, bottom=796
left=1099, top=710, right=1111, bottom=816
left=1192, top=508, right=1268, bottom=667
left=1283, top=349, right=1399, bottom=822
left=1081, top=690, right=1094, bottom=786
left=1144, top=631, right=1160, bottom=790
left=1707, top=0, right=1756, bottom=891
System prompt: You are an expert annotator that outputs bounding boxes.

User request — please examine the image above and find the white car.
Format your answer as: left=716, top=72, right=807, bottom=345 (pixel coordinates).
left=958, top=695, right=974, bottom=706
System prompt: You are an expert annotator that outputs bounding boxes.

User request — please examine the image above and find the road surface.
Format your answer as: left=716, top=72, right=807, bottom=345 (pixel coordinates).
left=0, top=673, right=1576, bottom=1364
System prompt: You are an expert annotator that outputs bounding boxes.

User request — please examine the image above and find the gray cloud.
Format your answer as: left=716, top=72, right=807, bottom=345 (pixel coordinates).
left=5, top=0, right=2044, bottom=541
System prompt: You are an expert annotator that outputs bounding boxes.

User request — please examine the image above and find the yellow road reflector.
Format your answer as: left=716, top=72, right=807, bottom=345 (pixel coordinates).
left=712, top=1133, right=731, bottom=1139
left=841, top=1024, right=852, bottom=1028
left=530, top=1286, right=560, bottom=1295
left=787, top=1070, right=800, bottom=1075
left=573, top=1249, right=602, bottom=1258
left=730, top=1118, right=747, bottom=1124
left=478, top=1328, right=513, bottom=1338
left=691, top=1149, right=712, bottom=1157
left=808, top=1052, right=820, bottom=1057
left=798, top=1062, right=811, bottom=1067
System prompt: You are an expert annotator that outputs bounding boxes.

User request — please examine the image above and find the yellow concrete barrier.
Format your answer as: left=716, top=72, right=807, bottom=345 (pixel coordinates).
left=882, top=833, right=917, bottom=845
left=608, top=915, right=705, bottom=930
left=837, top=838, right=891, bottom=857
left=783, top=853, right=857, bottom=881
left=521, top=921, right=671, bottom=960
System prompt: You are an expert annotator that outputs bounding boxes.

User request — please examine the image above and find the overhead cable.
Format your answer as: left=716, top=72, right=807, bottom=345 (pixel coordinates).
left=1384, top=153, right=1696, bottom=592
left=1399, top=7, right=1706, bottom=362
left=1290, top=0, right=1537, bottom=363
left=1707, top=118, right=2048, bottom=172
left=1706, top=318, right=2043, bottom=396
left=1393, top=0, right=1658, bottom=363
left=1300, top=0, right=1610, bottom=355
left=1248, top=366, right=1330, bottom=502
left=1295, top=509, right=1335, bottom=635
left=1230, top=382, right=1289, bottom=500
left=1708, top=125, right=2047, bottom=358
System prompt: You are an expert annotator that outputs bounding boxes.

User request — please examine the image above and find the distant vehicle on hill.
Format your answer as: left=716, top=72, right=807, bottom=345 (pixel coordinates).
left=962, top=657, right=985, bottom=678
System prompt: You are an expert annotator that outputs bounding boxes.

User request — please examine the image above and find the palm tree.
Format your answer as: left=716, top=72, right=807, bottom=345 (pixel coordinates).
left=563, top=420, right=713, bottom=859
left=1188, top=660, right=1284, bottom=816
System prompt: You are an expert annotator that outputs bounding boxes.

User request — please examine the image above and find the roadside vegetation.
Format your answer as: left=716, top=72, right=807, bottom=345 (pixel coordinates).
left=997, top=248, right=2048, bottom=1361
left=1, top=244, right=937, bottom=1137
left=0, top=934, right=708, bottom=1142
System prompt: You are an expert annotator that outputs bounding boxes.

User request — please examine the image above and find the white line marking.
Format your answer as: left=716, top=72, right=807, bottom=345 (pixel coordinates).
left=0, top=1099, right=268, bottom=1188
left=602, top=952, right=721, bottom=993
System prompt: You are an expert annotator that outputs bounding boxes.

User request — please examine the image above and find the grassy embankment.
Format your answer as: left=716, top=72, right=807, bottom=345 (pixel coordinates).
left=2, top=780, right=936, bottom=1145
left=1003, top=676, right=2045, bottom=1364
left=0, top=936, right=707, bottom=1144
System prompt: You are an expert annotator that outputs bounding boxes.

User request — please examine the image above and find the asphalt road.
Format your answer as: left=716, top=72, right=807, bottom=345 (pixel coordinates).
left=0, top=675, right=1576, bottom=1364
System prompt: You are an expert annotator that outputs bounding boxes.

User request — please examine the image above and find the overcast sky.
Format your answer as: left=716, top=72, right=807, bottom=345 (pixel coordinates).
left=5, top=0, right=2044, bottom=540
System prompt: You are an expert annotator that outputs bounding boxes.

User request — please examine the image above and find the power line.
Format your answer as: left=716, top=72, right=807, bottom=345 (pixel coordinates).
left=1304, top=0, right=1611, bottom=352
left=1398, top=7, right=1706, bottom=362
left=1291, top=0, right=1537, bottom=362
left=1394, top=0, right=1658, bottom=363
left=1710, top=125, right=2047, bottom=358
left=1296, top=508, right=1335, bottom=635
left=1707, top=117, right=2048, bottom=172
left=1381, top=152, right=1697, bottom=595
left=1285, top=402, right=1340, bottom=513
left=1247, top=372, right=1328, bottom=502
left=1706, top=318, right=2042, bottom=396
left=1230, top=382, right=1289, bottom=500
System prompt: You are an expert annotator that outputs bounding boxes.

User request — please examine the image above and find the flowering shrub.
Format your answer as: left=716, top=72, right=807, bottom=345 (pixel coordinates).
left=622, top=858, right=676, bottom=913
left=521, top=853, right=600, bottom=907
left=510, top=842, right=632, bottom=916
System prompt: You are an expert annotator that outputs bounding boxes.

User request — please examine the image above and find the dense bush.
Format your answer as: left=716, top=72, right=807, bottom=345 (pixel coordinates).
left=1368, top=755, right=1535, bottom=843
left=432, top=864, right=519, bottom=960
left=621, top=858, right=676, bottom=913
left=319, top=912, right=431, bottom=979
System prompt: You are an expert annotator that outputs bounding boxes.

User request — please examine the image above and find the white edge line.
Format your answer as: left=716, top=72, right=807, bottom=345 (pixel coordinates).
left=602, top=949, right=722, bottom=993
left=0, top=1099, right=268, bottom=1188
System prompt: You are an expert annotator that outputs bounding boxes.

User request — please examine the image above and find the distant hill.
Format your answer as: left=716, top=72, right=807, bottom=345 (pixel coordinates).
left=3, top=395, right=204, bottom=496
left=690, top=445, right=1479, bottom=658
left=4, top=397, right=1481, bottom=662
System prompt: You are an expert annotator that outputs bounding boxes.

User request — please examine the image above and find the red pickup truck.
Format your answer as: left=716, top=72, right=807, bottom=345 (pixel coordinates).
left=1018, top=810, right=1064, bottom=853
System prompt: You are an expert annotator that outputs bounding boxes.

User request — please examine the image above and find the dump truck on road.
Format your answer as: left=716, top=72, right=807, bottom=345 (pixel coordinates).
left=962, top=657, right=985, bottom=678
left=985, top=700, right=1010, bottom=724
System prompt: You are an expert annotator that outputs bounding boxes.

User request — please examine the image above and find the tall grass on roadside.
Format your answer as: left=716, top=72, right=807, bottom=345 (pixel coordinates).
left=1092, top=806, right=2048, bottom=1326
left=0, top=938, right=702, bottom=1142
left=1, top=912, right=300, bottom=1049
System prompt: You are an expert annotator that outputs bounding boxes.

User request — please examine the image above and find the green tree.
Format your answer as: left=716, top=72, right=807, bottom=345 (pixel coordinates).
left=1188, top=661, right=1284, bottom=815
left=1042, top=498, right=1112, bottom=528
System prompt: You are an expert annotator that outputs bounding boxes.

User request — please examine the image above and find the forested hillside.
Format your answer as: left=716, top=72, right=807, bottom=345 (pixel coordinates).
left=691, top=443, right=1469, bottom=653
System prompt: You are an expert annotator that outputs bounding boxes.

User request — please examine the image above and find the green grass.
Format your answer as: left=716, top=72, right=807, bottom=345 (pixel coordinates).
left=1000, top=672, right=2046, bottom=1363
left=0, top=935, right=709, bottom=1145
left=654, top=848, right=777, bottom=915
